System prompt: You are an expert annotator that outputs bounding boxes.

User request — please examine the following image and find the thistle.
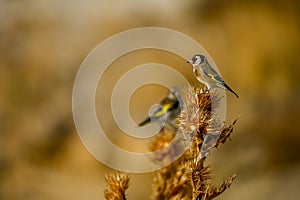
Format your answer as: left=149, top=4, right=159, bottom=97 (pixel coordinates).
left=104, top=85, right=238, bottom=200
left=104, top=172, right=130, bottom=200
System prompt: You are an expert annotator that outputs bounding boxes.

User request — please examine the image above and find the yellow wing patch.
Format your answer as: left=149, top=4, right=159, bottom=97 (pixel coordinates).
left=153, top=103, right=173, bottom=118
left=208, top=73, right=222, bottom=83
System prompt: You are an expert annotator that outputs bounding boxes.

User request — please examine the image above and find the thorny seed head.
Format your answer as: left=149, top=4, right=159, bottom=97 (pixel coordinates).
left=104, top=85, right=238, bottom=200
left=178, top=86, right=213, bottom=139
left=148, top=129, right=186, bottom=165
left=104, top=172, right=130, bottom=200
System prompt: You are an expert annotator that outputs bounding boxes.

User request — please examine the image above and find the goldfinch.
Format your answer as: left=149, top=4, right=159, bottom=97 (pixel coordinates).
left=187, top=54, right=239, bottom=98
left=138, top=87, right=182, bottom=127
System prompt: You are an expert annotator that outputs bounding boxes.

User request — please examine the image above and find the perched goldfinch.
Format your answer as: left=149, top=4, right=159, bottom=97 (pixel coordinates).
left=138, top=87, right=182, bottom=128
left=187, top=54, right=239, bottom=98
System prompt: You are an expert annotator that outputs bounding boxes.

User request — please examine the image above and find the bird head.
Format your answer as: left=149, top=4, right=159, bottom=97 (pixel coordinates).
left=187, top=54, right=206, bottom=67
left=168, top=87, right=180, bottom=100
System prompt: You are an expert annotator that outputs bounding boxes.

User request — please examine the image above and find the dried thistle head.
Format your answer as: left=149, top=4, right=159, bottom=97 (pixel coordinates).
left=150, top=129, right=192, bottom=200
left=148, top=129, right=175, bottom=152
left=178, top=86, right=202, bottom=137
left=151, top=159, right=191, bottom=200
left=103, top=84, right=238, bottom=200
left=148, top=130, right=174, bottom=164
left=176, top=85, right=237, bottom=200
left=104, top=172, right=130, bottom=200
left=178, top=86, right=214, bottom=140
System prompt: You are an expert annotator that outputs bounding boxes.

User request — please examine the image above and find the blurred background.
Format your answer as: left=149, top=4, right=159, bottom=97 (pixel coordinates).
left=1, top=0, right=300, bottom=199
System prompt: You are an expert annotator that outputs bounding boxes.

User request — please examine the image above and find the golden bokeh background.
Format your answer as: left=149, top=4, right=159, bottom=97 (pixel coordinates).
left=1, top=0, right=300, bottom=199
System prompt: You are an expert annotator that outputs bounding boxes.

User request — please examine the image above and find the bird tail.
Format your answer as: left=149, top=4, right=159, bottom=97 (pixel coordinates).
left=224, top=83, right=239, bottom=98
left=138, top=117, right=151, bottom=126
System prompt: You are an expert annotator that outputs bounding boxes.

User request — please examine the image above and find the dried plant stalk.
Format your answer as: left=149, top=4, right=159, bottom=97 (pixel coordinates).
left=104, top=85, right=238, bottom=200
left=151, top=86, right=237, bottom=200
left=150, top=130, right=191, bottom=200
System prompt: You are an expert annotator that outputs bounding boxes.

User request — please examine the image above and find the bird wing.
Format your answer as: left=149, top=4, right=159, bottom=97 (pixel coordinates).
left=203, top=64, right=239, bottom=98
left=152, top=102, right=173, bottom=118
left=138, top=103, right=170, bottom=126
left=202, top=64, right=225, bottom=84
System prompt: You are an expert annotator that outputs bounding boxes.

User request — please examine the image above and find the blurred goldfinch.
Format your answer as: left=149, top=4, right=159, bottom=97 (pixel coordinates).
left=138, top=87, right=182, bottom=128
left=187, top=54, right=239, bottom=98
